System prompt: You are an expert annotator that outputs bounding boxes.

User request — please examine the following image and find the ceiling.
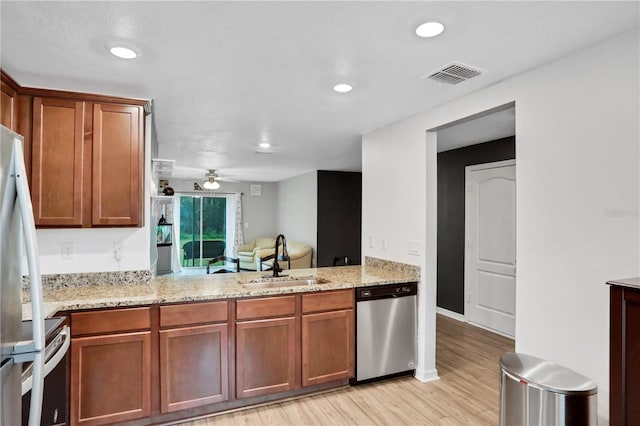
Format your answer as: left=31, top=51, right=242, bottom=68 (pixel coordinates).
left=1, top=1, right=638, bottom=182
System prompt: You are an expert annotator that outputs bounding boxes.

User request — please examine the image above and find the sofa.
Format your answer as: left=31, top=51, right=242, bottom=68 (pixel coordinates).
left=257, top=241, right=313, bottom=271
left=234, top=237, right=276, bottom=270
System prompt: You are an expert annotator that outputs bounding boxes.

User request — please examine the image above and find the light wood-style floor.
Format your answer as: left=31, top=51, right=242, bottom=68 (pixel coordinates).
left=177, top=315, right=514, bottom=425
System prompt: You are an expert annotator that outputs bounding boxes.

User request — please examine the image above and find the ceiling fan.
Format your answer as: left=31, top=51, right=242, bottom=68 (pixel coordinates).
left=202, top=169, right=221, bottom=190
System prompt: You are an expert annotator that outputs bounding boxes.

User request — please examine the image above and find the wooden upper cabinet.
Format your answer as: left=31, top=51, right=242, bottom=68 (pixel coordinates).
left=92, top=103, right=143, bottom=226
left=30, top=98, right=144, bottom=228
left=1, top=80, right=17, bottom=129
left=1, top=71, right=146, bottom=227
left=32, top=97, right=86, bottom=226
left=2, top=75, right=32, bottom=185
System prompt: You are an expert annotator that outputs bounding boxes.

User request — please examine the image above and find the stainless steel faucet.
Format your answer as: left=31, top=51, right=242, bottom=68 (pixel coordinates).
left=273, top=234, right=288, bottom=277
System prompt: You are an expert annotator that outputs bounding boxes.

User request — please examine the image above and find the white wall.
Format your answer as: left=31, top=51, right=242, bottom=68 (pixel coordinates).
left=167, top=179, right=279, bottom=243
left=32, top=113, right=154, bottom=275
left=362, top=120, right=437, bottom=383
left=277, top=171, right=317, bottom=265
left=35, top=227, right=151, bottom=274
left=362, top=28, right=639, bottom=420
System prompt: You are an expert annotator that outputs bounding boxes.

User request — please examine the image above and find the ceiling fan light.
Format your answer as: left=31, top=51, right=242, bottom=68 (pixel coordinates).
left=203, top=180, right=220, bottom=190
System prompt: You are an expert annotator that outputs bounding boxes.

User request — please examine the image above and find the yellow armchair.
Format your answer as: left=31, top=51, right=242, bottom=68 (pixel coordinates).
left=235, top=237, right=276, bottom=270
left=258, top=241, right=313, bottom=271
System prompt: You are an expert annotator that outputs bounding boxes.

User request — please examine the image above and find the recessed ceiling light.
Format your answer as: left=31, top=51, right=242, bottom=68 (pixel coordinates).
left=416, top=21, right=445, bottom=38
left=333, top=83, right=353, bottom=93
left=259, top=142, right=271, bottom=149
left=110, top=46, right=138, bottom=59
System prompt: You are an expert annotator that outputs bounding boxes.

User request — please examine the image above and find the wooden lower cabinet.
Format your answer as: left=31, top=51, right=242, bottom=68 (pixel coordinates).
left=302, top=309, right=354, bottom=387
left=235, top=317, right=297, bottom=399
left=159, top=323, right=229, bottom=413
left=610, top=284, right=640, bottom=426
left=70, top=331, right=151, bottom=426
left=68, top=292, right=355, bottom=424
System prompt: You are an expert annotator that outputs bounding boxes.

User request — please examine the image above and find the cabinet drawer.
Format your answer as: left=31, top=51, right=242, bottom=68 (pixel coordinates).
left=160, top=301, right=228, bottom=328
left=71, top=307, right=150, bottom=336
left=236, top=296, right=296, bottom=320
left=302, top=290, right=354, bottom=314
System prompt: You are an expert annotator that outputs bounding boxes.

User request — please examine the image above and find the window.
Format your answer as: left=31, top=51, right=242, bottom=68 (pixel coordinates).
left=179, top=195, right=226, bottom=267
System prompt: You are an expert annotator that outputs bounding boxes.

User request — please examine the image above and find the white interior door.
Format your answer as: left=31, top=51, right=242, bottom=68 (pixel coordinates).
left=465, top=160, right=516, bottom=337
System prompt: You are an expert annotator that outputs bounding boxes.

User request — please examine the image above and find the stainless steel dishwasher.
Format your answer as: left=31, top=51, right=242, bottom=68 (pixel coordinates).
left=354, top=282, right=417, bottom=382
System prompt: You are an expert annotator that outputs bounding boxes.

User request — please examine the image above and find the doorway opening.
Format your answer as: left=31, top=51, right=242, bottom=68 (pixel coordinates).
left=432, top=103, right=516, bottom=338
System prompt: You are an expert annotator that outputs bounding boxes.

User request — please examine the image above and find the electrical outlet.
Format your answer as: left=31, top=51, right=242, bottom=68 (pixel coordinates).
left=368, top=235, right=374, bottom=248
left=407, top=240, right=420, bottom=256
left=114, top=243, right=123, bottom=261
left=381, top=237, right=387, bottom=250
left=62, top=242, right=74, bottom=259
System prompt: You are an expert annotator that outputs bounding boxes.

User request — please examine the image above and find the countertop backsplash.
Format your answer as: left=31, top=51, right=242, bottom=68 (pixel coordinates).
left=22, top=269, right=152, bottom=302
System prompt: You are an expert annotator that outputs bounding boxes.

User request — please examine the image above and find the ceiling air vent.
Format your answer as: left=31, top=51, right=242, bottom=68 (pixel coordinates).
left=152, top=158, right=175, bottom=177
left=425, top=62, right=484, bottom=85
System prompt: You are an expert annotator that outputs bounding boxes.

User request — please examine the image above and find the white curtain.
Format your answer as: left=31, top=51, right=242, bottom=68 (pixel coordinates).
left=171, top=198, right=182, bottom=272
left=150, top=198, right=159, bottom=273
left=225, top=193, right=244, bottom=256
left=234, top=193, right=244, bottom=248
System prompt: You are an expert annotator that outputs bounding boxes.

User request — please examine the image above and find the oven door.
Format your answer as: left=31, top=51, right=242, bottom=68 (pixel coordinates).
left=21, top=324, right=69, bottom=426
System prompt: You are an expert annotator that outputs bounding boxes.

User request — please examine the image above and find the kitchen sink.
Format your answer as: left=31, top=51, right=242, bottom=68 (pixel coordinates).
left=240, top=278, right=330, bottom=289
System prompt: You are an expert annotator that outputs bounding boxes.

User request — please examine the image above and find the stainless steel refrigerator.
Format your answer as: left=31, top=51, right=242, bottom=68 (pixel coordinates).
left=0, top=125, right=47, bottom=426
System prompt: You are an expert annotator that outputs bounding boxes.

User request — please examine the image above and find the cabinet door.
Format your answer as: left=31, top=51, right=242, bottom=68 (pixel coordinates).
left=92, top=103, right=143, bottom=226
left=1, top=81, right=16, bottom=129
left=32, top=97, right=85, bottom=226
left=159, top=324, right=229, bottom=413
left=302, top=309, right=354, bottom=387
left=236, top=317, right=296, bottom=398
left=71, top=332, right=151, bottom=426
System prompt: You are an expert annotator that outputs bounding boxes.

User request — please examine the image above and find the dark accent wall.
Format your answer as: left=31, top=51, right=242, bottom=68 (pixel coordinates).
left=437, top=137, right=515, bottom=314
left=317, top=171, right=362, bottom=267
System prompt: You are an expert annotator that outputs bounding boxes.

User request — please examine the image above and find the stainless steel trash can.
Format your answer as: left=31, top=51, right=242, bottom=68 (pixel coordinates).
left=499, top=352, right=597, bottom=426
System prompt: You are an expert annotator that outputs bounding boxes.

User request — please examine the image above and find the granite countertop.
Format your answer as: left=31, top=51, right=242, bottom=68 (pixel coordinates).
left=23, top=261, right=420, bottom=320
left=607, top=277, right=640, bottom=290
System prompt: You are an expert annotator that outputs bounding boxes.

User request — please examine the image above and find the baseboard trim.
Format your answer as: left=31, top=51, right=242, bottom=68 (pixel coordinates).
left=414, top=368, right=439, bottom=383
left=436, top=307, right=515, bottom=340
left=436, top=307, right=466, bottom=322
left=467, top=321, right=515, bottom=340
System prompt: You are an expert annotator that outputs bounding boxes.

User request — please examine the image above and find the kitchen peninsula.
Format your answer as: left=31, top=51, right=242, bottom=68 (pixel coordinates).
left=23, top=258, right=419, bottom=426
